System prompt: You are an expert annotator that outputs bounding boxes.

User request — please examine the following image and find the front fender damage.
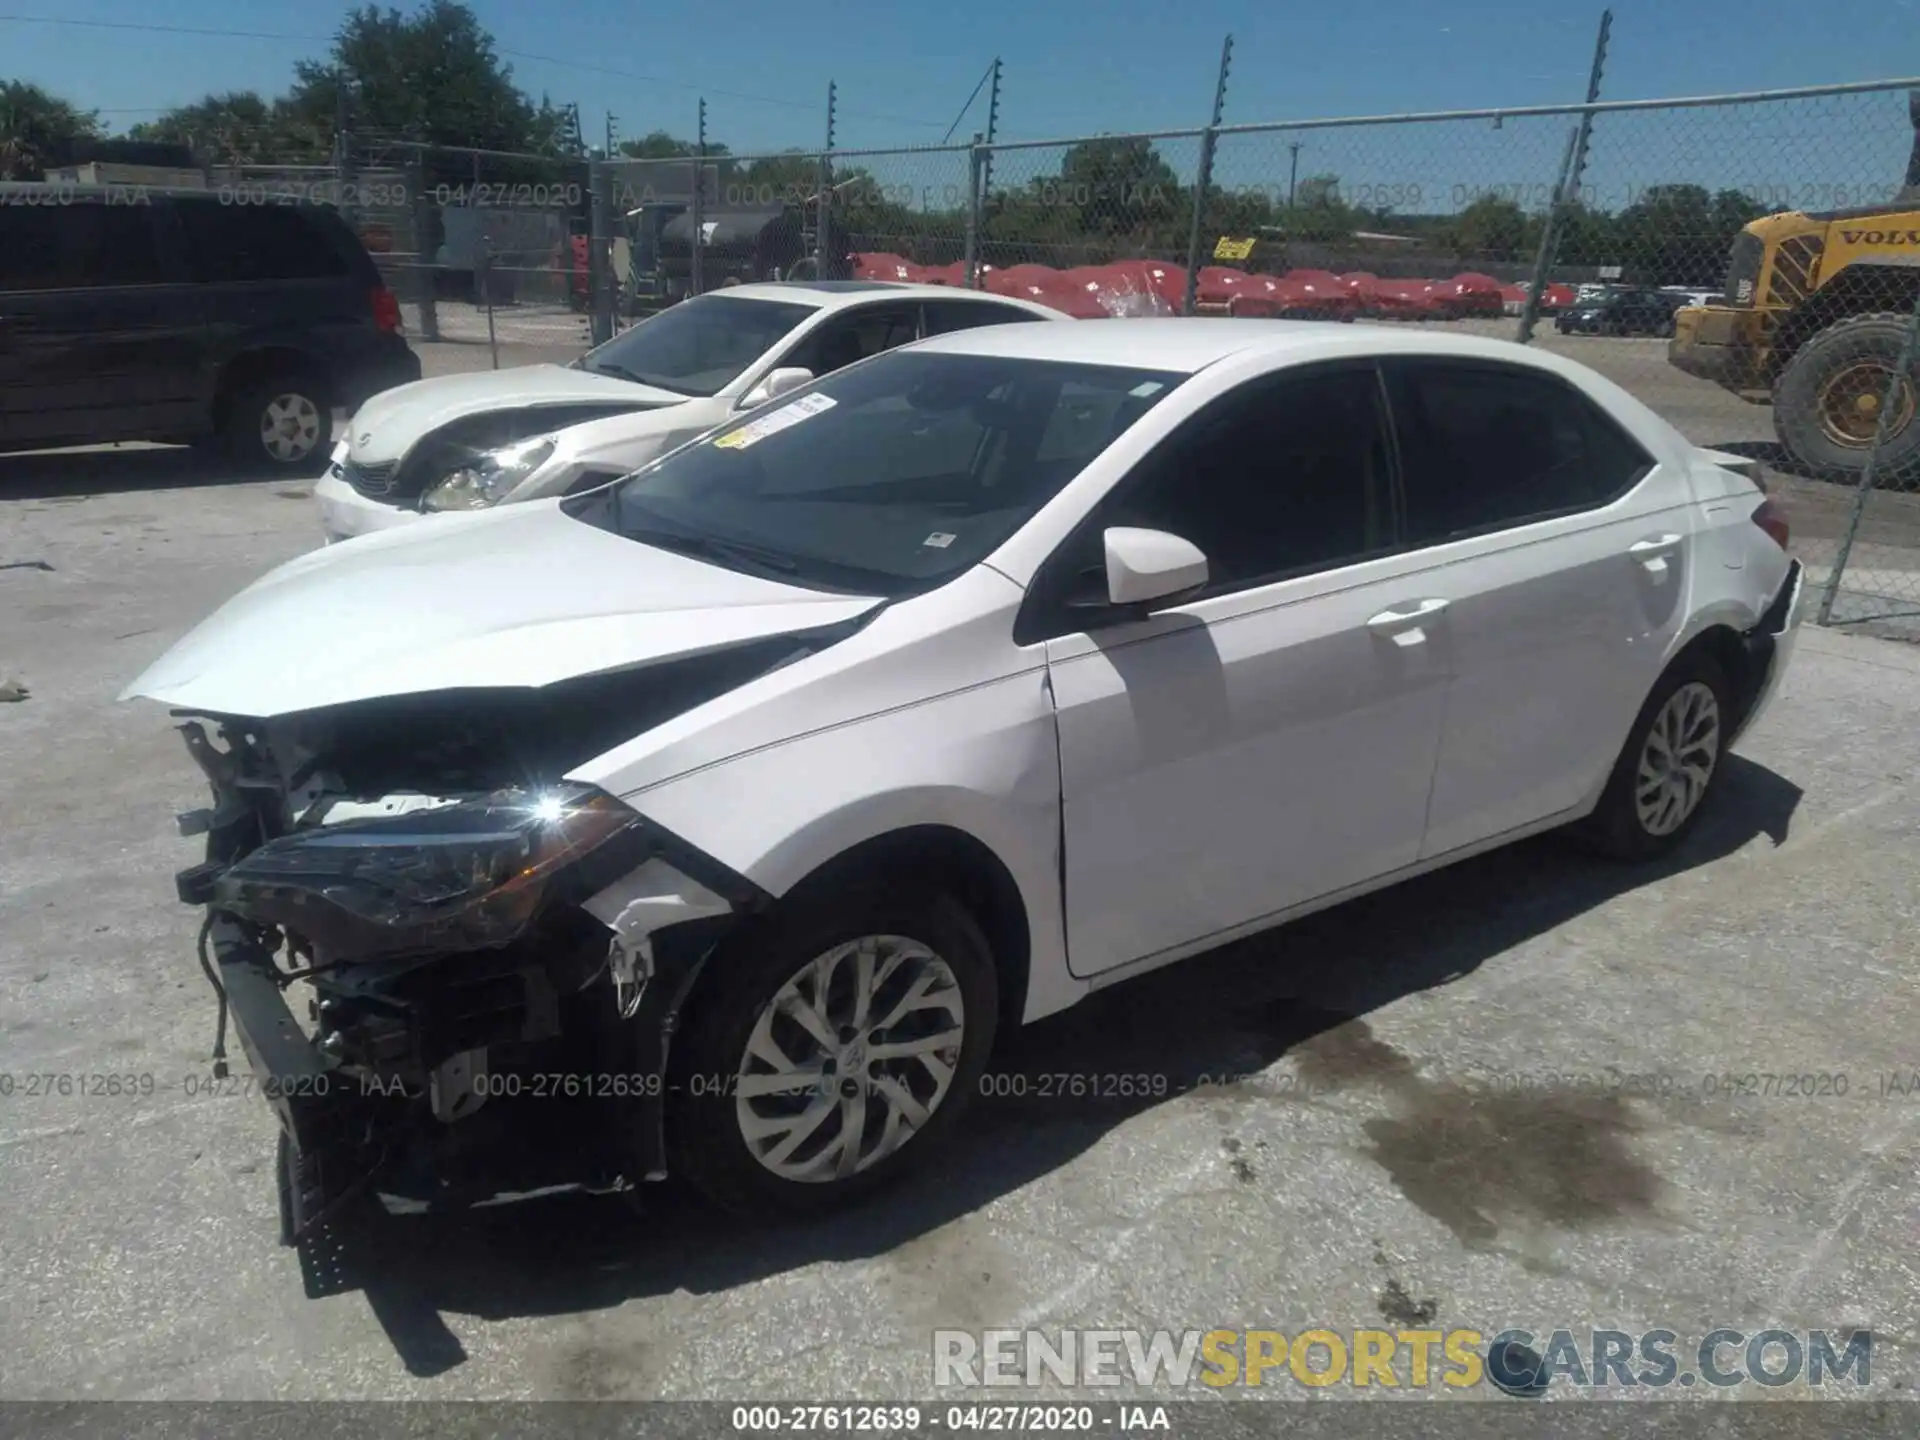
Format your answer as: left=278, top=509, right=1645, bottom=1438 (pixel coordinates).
left=164, top=628, right=835, bottom=1252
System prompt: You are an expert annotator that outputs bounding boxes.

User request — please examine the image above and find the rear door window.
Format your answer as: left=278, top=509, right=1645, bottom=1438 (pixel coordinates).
left=1387, top=360, right=1655, bottom=544
left=171, top=202, right=353, bottom=283
left=0, top=202, right=165, bottom=291
left=921, top=298, right=1046, bottom=334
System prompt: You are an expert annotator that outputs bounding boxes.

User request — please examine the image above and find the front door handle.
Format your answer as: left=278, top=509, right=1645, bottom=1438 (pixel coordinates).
left=1367, top=597, right=1449, bottom=646
left=1629, top=533, right=1685, bottom=575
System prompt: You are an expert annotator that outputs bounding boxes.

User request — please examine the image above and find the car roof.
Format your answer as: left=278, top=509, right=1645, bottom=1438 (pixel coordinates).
left=904, top=316, right=1581, bottom=374
left=711, top=280, right=1055, bottom=313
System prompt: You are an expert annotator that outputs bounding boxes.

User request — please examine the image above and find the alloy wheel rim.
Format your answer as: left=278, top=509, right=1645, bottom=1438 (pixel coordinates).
left=1635, top=681, right=1720, bottom=837
left=260, top=394, right=322, bottom=462
left=735, top=934, right=965, bottom=1183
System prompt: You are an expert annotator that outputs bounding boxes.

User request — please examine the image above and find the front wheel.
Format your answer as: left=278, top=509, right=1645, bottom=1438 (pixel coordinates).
left=1772, top=311, right=1920, bottom=482
left=223, top=375, right=334, bottom=475
left=1579, top=652, right=1730, bottom=861
left=668, top=889, right=998, bottom=1217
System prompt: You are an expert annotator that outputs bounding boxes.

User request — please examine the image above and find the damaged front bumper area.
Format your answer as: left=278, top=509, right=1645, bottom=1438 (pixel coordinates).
left=171, top=721, right=764, bottom=1242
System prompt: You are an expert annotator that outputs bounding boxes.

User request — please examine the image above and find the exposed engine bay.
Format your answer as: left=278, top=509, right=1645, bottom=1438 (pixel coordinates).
left=168, top=635, right=835, bottom=1260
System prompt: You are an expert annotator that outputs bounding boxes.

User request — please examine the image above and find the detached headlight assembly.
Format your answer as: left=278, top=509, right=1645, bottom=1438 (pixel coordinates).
left=212, top=783, right=641, bottom=958
left=422, top=435, right=559, bottom=512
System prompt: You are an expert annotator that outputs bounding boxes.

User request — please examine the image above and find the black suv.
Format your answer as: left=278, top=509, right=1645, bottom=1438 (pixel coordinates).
left=0, top=186, right=422, bottom=473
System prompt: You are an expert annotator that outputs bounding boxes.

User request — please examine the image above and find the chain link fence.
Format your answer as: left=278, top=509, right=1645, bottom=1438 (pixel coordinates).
left=219, top=77, right=1920, bottom=635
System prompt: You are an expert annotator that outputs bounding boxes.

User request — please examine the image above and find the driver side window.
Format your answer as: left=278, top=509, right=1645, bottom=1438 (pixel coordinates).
left=1101, top=364, right=1394, bottom=590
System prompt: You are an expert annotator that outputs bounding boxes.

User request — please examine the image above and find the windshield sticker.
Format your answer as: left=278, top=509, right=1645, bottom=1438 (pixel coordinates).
left=922, top=532, right=957, bottom=549
left=1128, top=381, right=1165, bottom=398
left=713, top=391, right=837, bottom=450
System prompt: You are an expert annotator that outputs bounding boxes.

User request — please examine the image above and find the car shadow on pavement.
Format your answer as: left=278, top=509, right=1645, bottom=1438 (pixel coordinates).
left=0, top=444, right=321, bottom=501
left=345, top=754, right=1803, bottom=1378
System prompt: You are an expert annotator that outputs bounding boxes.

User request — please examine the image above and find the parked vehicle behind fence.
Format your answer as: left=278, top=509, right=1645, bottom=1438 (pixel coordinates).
left=0, top=185, right=421, bottom=472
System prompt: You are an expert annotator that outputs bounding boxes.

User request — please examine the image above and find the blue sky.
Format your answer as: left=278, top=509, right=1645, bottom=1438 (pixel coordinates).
left=5, top=0, right=1917, bottom=150
left=5, top=0, right=1918, bottom=213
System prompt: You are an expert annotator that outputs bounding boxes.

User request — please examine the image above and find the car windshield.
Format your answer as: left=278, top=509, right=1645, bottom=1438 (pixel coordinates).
left=565, top=350, right=1185, bottom=597
left=578, top=294, right=816, bottom=396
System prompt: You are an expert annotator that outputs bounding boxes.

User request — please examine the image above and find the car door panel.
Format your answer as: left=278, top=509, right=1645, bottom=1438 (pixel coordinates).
left=1035, top=362, right=1450, bottom=979
left=1047, top=558, right=1452, bottom=977
left=1384, top=357, right=1694, bottom=859
left=1397, top=501, right=1691, bottom=858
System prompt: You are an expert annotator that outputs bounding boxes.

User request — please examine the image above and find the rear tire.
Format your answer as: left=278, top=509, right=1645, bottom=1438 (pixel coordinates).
left=222, top=374, right=334, bottom=475
left=1771, top=312, right=1920, bottom=483
left=1579, top=651, right=1730, bottom=861
left=668, top=887, right=998, bottom=1218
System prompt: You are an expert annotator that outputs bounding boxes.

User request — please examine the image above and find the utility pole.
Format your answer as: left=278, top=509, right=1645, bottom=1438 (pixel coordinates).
left=605, top=112, right=618, bottom=159
left=1287, top=143, right=1302, bottom=209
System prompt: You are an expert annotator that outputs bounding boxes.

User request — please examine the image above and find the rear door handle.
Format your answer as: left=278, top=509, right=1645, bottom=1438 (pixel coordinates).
left=1367, top=597, right=1449, bottom=646
left=1629, top=533, right=1685, bottom=575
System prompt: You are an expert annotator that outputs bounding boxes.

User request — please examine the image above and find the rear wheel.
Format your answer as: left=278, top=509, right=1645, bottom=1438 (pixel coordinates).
left=668, top=887, right=997, bottom=1217
left=223, top=374, right=334, bottom=475
left=1772, top=312, right=1920, bottom=482
left=1580, top=652, right=1730, bottom=861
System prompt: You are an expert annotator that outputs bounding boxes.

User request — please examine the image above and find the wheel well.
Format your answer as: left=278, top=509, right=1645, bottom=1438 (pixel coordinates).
left=212, top=347, right=330, bottom=430
left=1676, top=623, right=1760, bottom=731
left=1772, top=268, right=1920, bottom=378
left=766, top=825, right=1033, bottom=1037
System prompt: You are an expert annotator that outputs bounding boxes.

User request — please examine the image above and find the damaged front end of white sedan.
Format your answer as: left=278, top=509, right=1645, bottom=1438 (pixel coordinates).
left=118, top=486, right=920, bottom=1250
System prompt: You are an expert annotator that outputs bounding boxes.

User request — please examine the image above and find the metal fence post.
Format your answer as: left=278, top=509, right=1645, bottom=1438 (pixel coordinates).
left=815, top=81, right=838, bottom=278
left=1514, top=126, right=1581, bottom=344
left=1181, top=34, right=1233, bottom=317
left=1516, top=9, right=1612, bottom=344
left=690, top=97, right=707, bottom=299
left=962, top=134, right=986, bottom=289
left=1816, top=287, right=1920, bottom=625
left=479, top=233, right=499, bottom=370
left=589, top=158, right=614, bottom=346
left=406, top=152, right=439, bottom=342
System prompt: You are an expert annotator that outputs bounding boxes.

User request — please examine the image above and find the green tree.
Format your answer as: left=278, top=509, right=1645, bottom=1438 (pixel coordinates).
left=127, top=91, right=325, bottom=164
left=1449, top=194, right=1530, bottom=260
left=0, top=79, right=103, bottom=179
left=1612, top=182, right=1759, bottom=287
left=282, top=1, right=565, bottom=153
left=618, top=129, right=731, bottom=161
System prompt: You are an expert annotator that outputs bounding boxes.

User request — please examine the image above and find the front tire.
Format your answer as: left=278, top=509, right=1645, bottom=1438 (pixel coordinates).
left=1772, top=312, right=1920, bottom=482
left=1580, top=652, right=1730, bottom=861
left=668, top=888, right=998, bottom=1217
left=223, top=374, right=334, bottom=475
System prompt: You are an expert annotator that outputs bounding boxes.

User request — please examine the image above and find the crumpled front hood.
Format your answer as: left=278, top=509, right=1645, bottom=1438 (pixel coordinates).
left=122, top=501, right=884, bottom=718
left=347, top=364, right=689, bottom=465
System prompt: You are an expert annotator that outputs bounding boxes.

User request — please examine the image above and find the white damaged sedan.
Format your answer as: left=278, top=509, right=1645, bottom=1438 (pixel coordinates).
left=313, top=280, right=1064, bottom=543
left=128, top=318, right=1803, bottom=1238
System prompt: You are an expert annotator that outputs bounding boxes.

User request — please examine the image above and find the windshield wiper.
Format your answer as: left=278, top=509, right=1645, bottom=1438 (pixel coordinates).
left=626, top=524, right=799, bottom=575
left=589, top=361, right=703, bottom=395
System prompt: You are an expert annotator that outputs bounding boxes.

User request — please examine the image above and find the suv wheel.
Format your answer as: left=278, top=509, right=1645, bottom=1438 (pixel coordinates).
left=669, top=888, right=998, bottom=1216
left=1580, top=652, right=1729, bottom=860
left=225, top=375, right=333, bottom=474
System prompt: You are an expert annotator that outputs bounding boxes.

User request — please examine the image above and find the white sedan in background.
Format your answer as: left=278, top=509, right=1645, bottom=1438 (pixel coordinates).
left=314, top=280, right=1067, bottom=542
left=131, top=319, right=1803, bottom=1227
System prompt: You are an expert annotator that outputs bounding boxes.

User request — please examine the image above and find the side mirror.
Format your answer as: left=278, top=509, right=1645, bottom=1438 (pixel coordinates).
left=739, top=366, right=813, bottom=409
left=1076, top=527, right=1209, bottom=610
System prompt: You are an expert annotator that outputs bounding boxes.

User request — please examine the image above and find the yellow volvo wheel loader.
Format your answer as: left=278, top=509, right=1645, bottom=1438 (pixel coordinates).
left=1669, top=90, right=1920, bottom=481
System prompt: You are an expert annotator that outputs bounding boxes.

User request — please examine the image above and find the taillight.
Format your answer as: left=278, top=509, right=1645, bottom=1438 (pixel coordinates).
left=370, top=285, right=403, bottom=334
left=1752, top=497, right=1790, bottom=551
